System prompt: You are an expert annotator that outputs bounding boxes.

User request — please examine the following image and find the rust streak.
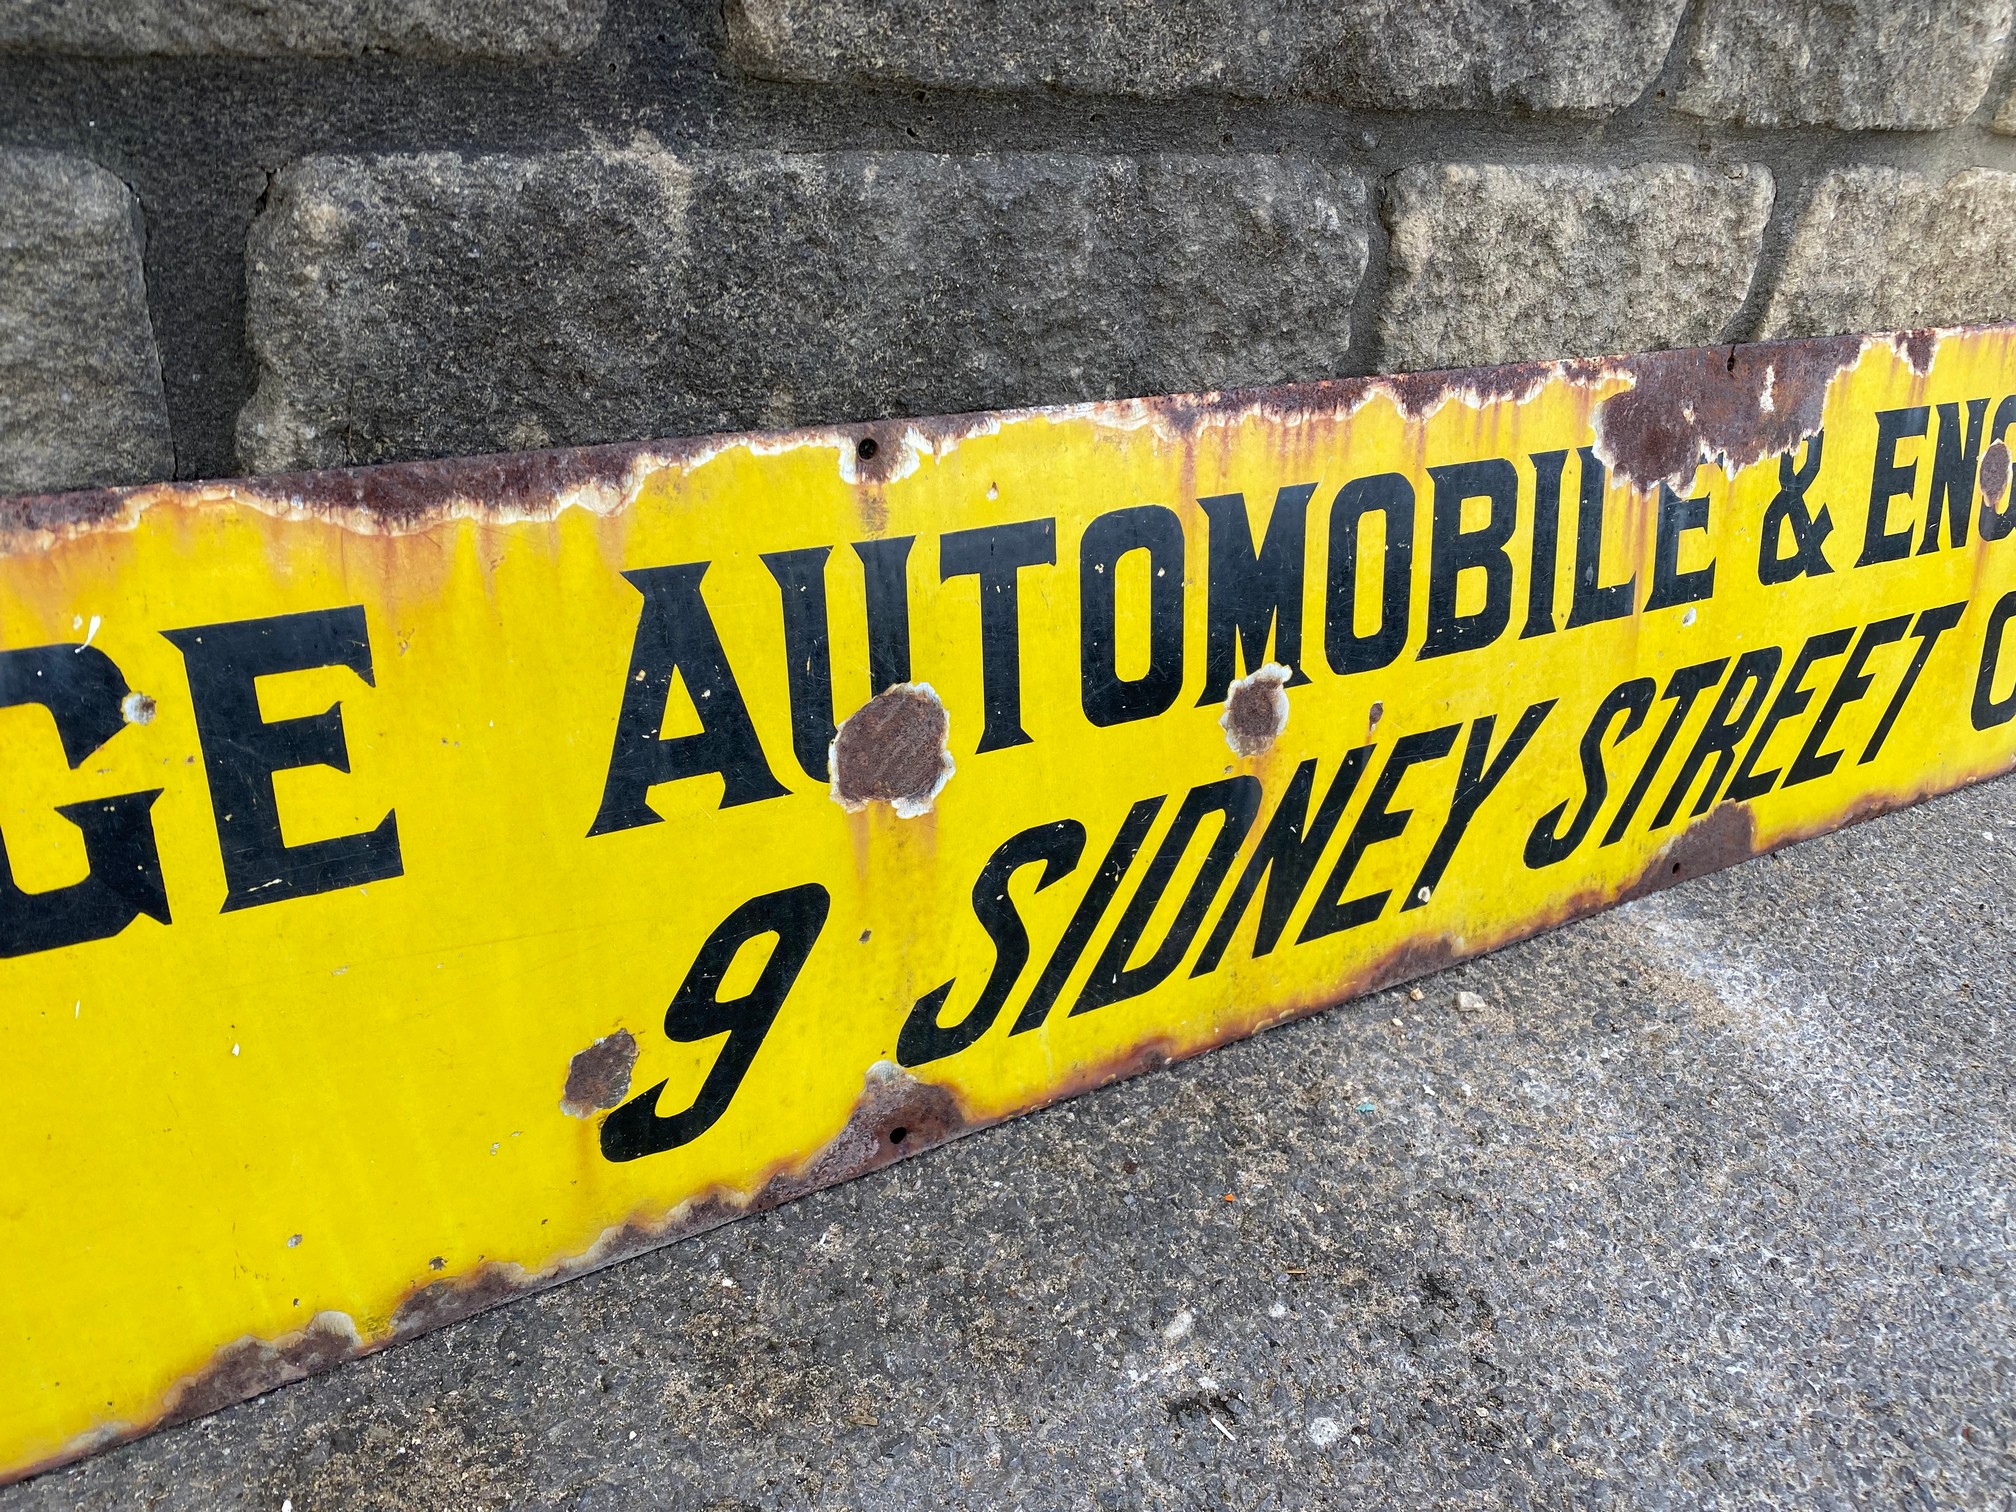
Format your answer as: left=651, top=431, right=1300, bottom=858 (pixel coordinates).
left=1376, top=363, right=1549, bottom=420
left=5, top=329, right=1955, bottom=555
left=391, top=1264, right=539, bottom=1341
left=157, top=1312, right=361, bottom=1430
left=1892, top=329, right=1938, bottom=375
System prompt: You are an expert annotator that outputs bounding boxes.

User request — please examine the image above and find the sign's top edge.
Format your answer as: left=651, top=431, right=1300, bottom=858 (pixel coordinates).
left=0, top=324, right=2001, bottom=544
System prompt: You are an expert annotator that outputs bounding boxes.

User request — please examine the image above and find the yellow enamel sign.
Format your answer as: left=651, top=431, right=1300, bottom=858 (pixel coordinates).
left=7, top=327, right=2016, bottom=1479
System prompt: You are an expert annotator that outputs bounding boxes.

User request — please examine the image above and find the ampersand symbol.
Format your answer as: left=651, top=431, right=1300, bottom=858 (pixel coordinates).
left=1758, top=434, right=1835, bottom=584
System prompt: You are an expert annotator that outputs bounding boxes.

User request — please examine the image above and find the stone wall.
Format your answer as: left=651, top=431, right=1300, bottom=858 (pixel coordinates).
left=6, top=0, right=2016, bottom=493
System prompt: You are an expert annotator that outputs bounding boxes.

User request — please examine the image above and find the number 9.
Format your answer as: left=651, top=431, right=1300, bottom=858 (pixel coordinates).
left=600, top=883, right=831, bottom=1163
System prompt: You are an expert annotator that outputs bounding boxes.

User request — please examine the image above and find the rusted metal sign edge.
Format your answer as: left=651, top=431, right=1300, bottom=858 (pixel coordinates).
left=4, top=325, right=2016, bottom=1482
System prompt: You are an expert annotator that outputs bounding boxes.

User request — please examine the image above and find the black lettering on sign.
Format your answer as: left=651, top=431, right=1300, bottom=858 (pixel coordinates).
left=854, top=537, right=916, bottom=695
left=1199, top=484, right=1314, bottom=702
left=940, top=519, right=1057, bottom=752
left=1325, top=473, right=1415, bottom=675
left=0, top=644, right=169, bottom=957
left=1866, top=601, right=1965, bottom=760
left=1526, top=678, right=1655, bottom=869
left=590, top=564, right=787, bottom=836
left=1923, top=398, right=1989, bottom=554
left=1421, top=459, right=1516, bottom=660
left=165, top=606, right=403, bottom=911
left=1652, top=646, right=1781, bottom=828
left=1980, top=398, right=2016, bottom=543
left=1012, top=796, right=1162, bottom=1035
left=1567, top=448, right=1637, bottom=629
left=1603, top=659, right=1727, bottom=844
left=1973, top=591, right=2016, bottom=731
left=1646, top=484, right=1714, bottom=611
left=1757, top=436, right=1835, bottom=585
left=600, top=882, right=830, bottom=1162
left=1299, top=725, right=1459, bottom=940
left=1860, top=406, right=1928, bottom=566
left=1191, top=748, right=1372, bottom=976
left=1785, top=615, right=1910, bottom=787
left=1405, top=700, right=1554, bottom=907
left=1080, top=506, right=1186, bottom=728
left=1076, top=777, right=1262, bottom=1013
left=1521, top=449, right=1568, bottom=638
left=1726, top=628, right=1853, bottom=801
left=763, top=546, right=837, bottom=782
left=897, top=820, right=1085, bottom=1068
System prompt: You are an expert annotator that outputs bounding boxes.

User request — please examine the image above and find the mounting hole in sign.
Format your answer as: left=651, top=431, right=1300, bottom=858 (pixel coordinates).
left=888, top=1126, right=908, bottom=1145
left=856, top=436, right=879, bottom=461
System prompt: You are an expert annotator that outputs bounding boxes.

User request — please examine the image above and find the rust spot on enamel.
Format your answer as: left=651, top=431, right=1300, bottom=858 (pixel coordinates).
left=1982, top=439, right=2010, bottom=509
left=1374, top=360, right=1555, bottom=421
left=1221, top=664, right=1290, bottom=757
left=1594, top=335, right=1864, bottom=492
left=1617, top=802, right=1759, bottom=903
left=830, top=684, right=954, bottom=816
left=1892, top=328, right=1937, bottom=375
left=562, top=1030, right=639, bottom=1119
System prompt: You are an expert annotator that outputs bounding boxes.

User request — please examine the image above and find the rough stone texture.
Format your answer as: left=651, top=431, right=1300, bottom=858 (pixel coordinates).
left=1676, top=0, right=2014, bottom=130
left=237, top=144, right=695, bottom=472
left=8, top=0, right=2016, bottom=481
left=0, top=0, right=604, bottom=59
left=1760, top=167, right=2016, bottom=339
left=1377, top=161, right=1773, bottom=373
left=727, top=0, right=1691, bottom=116
left=238, top=146, right=1368, bottom=472
left=9, top=775, right=2014, bottom=1508
left=0, top=150, right=173, bottom=495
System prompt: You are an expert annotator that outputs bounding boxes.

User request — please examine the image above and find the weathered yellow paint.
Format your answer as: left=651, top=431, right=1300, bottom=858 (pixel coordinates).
left=5, top=328, right=2016, bottom=1480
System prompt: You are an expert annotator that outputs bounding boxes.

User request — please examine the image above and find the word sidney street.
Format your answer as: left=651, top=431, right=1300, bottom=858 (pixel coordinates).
left=8, top=396, right=2015, bottom=963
